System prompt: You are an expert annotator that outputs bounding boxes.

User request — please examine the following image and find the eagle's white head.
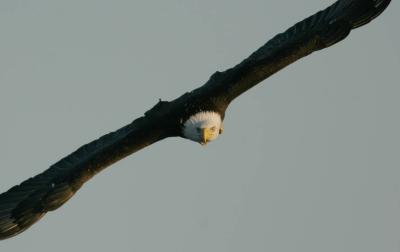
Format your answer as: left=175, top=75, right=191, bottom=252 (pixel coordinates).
left=182, top=111, right=223, bottom=145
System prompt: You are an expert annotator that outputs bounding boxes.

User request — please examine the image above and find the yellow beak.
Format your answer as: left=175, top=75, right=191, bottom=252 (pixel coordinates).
left=201, top=128, right=212, bottom=145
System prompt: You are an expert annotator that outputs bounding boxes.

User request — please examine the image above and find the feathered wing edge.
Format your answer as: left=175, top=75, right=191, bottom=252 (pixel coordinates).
left=202, top=0, right=391, bottom=102
left=0, top=114, right=170, bottom=240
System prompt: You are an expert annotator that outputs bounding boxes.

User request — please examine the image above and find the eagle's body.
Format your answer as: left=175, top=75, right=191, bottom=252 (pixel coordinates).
left=0, top=0, right=392, bottom=240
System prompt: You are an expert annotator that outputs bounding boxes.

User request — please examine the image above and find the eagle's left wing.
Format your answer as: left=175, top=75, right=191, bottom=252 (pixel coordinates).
left=201, top=0, right=391, bottom=103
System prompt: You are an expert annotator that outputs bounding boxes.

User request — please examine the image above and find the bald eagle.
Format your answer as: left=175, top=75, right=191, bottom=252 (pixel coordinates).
left=0, top=0, right=391, bottom=240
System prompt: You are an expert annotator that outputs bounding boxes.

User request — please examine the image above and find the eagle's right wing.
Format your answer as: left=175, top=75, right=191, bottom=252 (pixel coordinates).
left=0, top=111, right=171, bottom=240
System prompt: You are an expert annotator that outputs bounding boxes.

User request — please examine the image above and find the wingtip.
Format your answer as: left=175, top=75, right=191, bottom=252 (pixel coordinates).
left=347, top=0, right=392, bottom=28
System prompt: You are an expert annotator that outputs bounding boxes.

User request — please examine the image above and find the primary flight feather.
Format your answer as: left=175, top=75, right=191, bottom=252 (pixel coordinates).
left=0, top=0, right=391, bottom=240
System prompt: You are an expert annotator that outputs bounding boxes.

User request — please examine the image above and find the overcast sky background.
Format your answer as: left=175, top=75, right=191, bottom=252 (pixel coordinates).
left=0, top=0, right=399, bottom=251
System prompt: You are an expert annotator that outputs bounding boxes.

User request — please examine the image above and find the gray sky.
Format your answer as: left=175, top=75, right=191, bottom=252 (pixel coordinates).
left=0, top=0, right=399, bottom=251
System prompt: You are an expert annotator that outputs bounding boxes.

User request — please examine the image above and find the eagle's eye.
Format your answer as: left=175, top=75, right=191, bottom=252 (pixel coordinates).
left=196, top=127, right=201, bottom=133
left=210, top=126, right=216, bottom=132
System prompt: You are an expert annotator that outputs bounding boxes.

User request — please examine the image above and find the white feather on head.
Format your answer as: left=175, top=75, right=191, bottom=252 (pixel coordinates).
left=182, top=111, right=222, bottom=144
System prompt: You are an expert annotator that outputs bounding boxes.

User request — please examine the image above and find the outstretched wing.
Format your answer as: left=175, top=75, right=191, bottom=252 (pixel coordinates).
left=203, top=0, right=391, bottom=102
left=0, top=112, right=171, bottom=239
